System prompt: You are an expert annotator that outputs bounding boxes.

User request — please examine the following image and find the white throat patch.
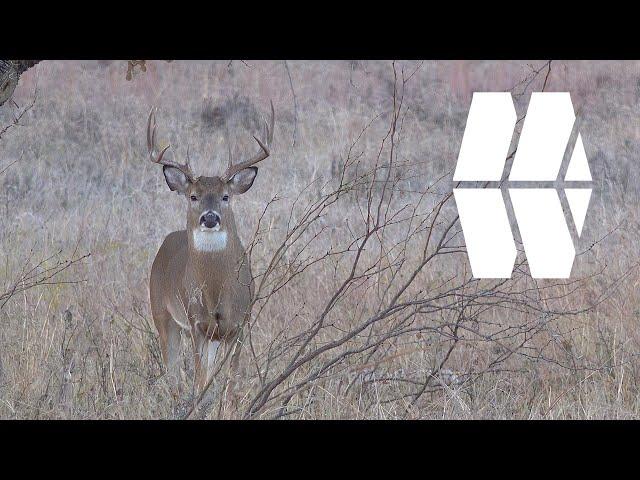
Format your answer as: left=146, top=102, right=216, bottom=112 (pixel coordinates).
left=193, top=229, right=228, bottom=252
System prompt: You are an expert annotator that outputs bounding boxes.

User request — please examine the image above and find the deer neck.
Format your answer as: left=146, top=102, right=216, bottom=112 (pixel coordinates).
left=186, top=225, right=241, bottom=282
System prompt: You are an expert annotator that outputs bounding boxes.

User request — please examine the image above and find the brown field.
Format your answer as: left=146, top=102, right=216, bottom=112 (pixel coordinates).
left=0, top=60, right=639, bottom=419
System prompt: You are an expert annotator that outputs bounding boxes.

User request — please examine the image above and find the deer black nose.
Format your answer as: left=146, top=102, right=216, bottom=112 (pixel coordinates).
left=200, top=211, right=220, bottom=229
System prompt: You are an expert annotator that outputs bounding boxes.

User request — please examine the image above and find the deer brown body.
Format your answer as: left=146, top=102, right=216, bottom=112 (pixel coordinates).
left=147, top=103, right=273, bottom=394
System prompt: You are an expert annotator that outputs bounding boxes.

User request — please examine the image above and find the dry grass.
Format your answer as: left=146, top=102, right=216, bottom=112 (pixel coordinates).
left=0, top=60, right=639, bottom=419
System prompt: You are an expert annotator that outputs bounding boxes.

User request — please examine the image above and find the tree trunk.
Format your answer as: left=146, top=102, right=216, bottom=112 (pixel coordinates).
left=0, top=60, right=40, bottom=106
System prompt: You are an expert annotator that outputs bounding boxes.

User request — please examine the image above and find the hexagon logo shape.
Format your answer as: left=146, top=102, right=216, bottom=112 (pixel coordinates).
left=453, top=92, right=592, bottom=279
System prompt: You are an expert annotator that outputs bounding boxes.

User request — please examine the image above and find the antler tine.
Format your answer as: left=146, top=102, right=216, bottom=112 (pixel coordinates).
left=146, top=107, right=196, bottom=181
left=147, top=108, right=157, bottom=155
left=267, top=99, right=274, bottom=145
left=224, top=125, right=234, bottom=170
left=222, top=101, right=275, bottom=182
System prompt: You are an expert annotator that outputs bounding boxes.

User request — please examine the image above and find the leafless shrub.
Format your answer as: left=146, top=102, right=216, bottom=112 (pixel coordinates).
left=1, top=91, right=89, bottom=308
left=184, top=62, right=629, bottom=420
left=1, top=60, right=637, bottom=419
left=0, top=93, right=90, bottom=417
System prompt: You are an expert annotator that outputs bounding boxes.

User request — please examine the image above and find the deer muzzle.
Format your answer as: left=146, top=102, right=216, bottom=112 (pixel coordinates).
left=200, top=211, right=221, bottom=230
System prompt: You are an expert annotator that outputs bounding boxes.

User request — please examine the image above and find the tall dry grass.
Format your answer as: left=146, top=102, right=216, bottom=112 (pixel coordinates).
left=0, top=60, right=639, bottom=419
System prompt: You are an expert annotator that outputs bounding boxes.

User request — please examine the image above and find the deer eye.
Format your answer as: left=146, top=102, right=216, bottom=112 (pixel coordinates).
left=222, top=195, right=229, bottom=202
left=190, top=195, right=198, bottom=202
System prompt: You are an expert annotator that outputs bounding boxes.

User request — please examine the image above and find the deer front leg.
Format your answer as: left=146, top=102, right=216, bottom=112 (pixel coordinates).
left=163, top=320, right=188, bottom=415
left=163, top=320, right=182, bottom=386
left=192, top=327, right=220, bottom=394
left=189, top=326, right=221, bottom=419
left=152, top=306, right=183, bottom=404
left=192, top=328, right=207, bottom=394
left=204, top=338, right=220, bottom=388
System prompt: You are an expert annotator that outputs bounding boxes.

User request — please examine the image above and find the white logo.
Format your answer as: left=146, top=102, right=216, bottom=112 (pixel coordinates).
left=454, top=92, right=592, bottom=279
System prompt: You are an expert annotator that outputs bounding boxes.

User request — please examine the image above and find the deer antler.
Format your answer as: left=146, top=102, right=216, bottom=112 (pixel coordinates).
left=221, top=100, right=275, bottom=182
left=147, top=108, right=196, bottom=182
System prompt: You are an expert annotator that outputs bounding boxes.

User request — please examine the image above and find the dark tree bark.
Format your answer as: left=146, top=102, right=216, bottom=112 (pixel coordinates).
left=0, top=60, right=40, bottom=106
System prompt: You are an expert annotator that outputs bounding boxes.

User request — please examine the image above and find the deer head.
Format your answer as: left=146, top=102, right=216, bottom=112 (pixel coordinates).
left=147, top=102, right=274, bottom=251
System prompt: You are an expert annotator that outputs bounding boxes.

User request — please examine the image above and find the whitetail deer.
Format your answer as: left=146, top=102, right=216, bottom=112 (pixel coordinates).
left=147, top=102, right=274, bottom=396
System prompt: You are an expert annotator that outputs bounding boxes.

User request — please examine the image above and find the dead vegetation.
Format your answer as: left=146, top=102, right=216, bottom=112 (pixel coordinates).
left=0, top=60, right=638, bottom=419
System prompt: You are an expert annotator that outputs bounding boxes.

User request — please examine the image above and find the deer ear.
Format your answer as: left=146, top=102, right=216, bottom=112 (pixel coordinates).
left=163, top=166, right=190, bottom=194
left=228, top=167, right=258, bottom=194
